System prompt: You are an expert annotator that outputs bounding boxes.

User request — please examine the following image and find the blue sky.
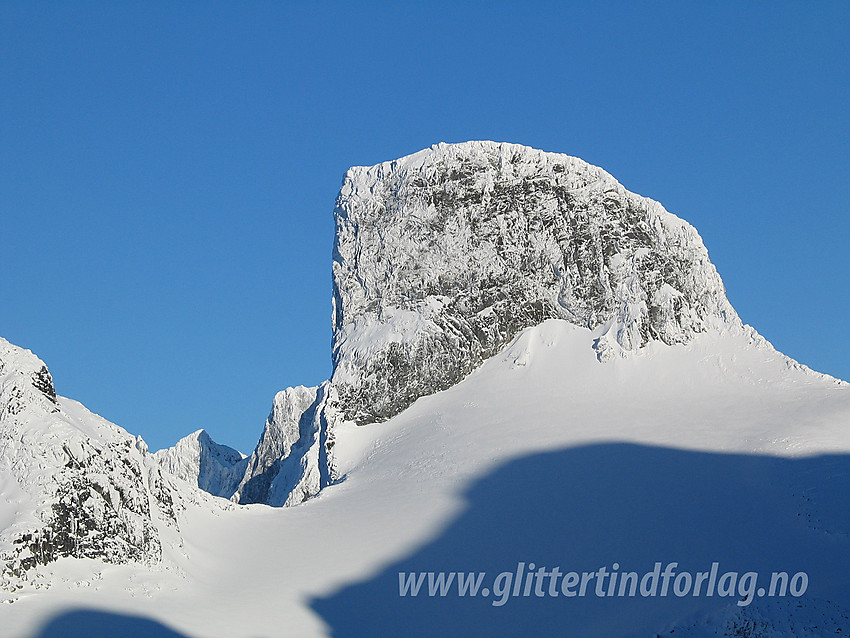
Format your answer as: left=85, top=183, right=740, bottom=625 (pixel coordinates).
left=2, top=2, right=848, bottom=453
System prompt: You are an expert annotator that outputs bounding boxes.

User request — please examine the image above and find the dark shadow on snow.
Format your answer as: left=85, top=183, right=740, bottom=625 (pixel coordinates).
left=310, top=443, right=850, bottom=638
left=33, top=609, right=191, bottom=638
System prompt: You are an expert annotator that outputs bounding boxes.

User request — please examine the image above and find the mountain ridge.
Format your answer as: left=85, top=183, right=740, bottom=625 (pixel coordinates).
left=0, top=337, right=187, bottom=590
left=1, top=141, right=839, bottom=595
left=2, top=142, right=849, bottom=636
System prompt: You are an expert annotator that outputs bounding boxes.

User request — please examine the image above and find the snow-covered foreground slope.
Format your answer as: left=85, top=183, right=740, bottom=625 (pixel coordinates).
left=4, top=321, right=849, bottom=637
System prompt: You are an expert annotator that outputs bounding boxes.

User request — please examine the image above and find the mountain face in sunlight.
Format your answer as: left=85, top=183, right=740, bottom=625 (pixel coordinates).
left=2, top=144, right=849, bottom=638
left=330, top=141, right=739, bottom=426
left=162, top=141, right=748, bottom=510
left=0, top=338, right=185, bottom=587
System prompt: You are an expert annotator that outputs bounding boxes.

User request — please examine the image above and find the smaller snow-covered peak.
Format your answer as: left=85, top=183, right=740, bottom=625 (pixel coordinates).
left=154, top=385, right=329, bottom=507
left=155, top=428, right=244, bottom=462
left=232, top=384, right=325, bottom=506
left=0, top=336, right=48, bottom=371
left=154, top=429, right=246, bottom=499
left=163, top=428, right=244, bottom=460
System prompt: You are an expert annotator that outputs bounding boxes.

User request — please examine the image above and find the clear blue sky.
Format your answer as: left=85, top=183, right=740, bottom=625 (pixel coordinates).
left=2, top=2, right=848, bottom=453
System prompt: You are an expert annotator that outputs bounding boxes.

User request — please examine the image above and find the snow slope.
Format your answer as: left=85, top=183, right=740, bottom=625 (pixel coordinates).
left=3, top=322, right=849, bottom=637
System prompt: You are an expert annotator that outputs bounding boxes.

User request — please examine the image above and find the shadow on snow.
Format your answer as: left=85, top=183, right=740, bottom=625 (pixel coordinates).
left=32, top=609, right=191, bottom=638
left=310, top=442, right=850, bottom=638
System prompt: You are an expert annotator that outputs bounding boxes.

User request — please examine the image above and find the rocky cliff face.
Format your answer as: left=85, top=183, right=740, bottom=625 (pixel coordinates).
left=0, top=338, right=184, bottom=588
left=330, top=141, right=740, bottom=425
left=231, top=384, right=327, bottom=507
left=164, top=141, right=743, bottom=508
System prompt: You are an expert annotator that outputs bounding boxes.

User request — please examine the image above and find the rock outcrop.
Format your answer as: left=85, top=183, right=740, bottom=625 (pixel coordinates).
left=0, top=338, right=183, bottom=587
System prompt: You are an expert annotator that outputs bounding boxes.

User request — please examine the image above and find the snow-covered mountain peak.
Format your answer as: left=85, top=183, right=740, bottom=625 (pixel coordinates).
left=331, top=141, right=740, bottom=425
left=152, top=384, right=328, bottom=507
left=153, top=429, right=246, bottom=499
left=0, top=337, right=59, bottom=418
left=230, top=383, right=326, bottom=506
left=0, top=339, right=187, bottom=590
left=146, top=142, right=750, bottom=513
